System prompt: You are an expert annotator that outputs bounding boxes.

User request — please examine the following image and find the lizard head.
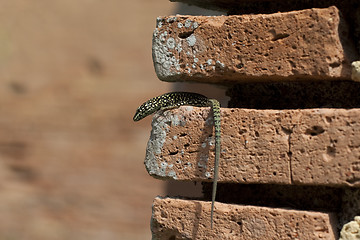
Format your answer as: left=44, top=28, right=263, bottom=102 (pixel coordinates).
left=133, top=105, right=148, bottom=121
left=133, top=98, right=161, bottom=121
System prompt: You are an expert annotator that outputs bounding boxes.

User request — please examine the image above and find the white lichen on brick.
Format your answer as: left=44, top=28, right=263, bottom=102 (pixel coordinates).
left=186, top=35, right=196, bottom=46
left=168, top=113, right=180, bottom=126
left=166, top=38, right=176, bottom=49
left=184, top=19, right=192, bottom=28
left=166, top=16, right=177, bottom=23
left=181, top=106, right=194, bottom=114
left=152, top=19, right=181, bottom=80
left=207, top=137, right=215, bottom=146
left=204, top=171, right=211, bottom=178
left=144, top=115, right=167, bottom=177
left=167, top=164, right=177, bottom=179
left=145, top=114, right=178, bottom=179
left=168, top=170, right=177, bottom=179
left=215, top=60, right=225, bottom=69
left=145, top=107, right=192, bottom=179
left=175, top=44, right=182, bottom=53
left=156, top=17, right=163, bottom=28
left=159, top=161, right=168, bottom=176
left=152, top=16, right=199, bottom=80
left=184, top=19, right=199, bottom=30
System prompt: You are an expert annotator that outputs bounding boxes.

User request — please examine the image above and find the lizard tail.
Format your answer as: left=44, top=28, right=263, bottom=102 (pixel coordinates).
left=208, top=99, right=221, bottom=229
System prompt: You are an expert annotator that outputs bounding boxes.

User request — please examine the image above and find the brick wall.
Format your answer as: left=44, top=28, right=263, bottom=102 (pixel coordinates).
left=143, top=1, right=360, bottom=239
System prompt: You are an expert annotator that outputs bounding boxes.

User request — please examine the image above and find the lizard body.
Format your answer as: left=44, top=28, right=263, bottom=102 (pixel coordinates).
left=133, top=92, right=221, bottom=228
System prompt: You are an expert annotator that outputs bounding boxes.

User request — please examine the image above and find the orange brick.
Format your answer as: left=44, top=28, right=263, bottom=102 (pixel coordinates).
left=152, top=6, right=358, bottom=83
left=145, top=107, right=360, bottom=187
left=151, top=197, right=338, bottom=239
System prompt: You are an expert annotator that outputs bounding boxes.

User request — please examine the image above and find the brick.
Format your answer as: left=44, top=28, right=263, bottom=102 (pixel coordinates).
left=151, top=197, right=337, bottom=239
left=152, top=6, right=358, bottom=83
left=291, top=109, right=360, bottom=185
left=145, top=107, right=360, bottom=187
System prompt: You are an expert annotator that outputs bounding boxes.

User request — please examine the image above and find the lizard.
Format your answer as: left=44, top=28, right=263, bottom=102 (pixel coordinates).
left=133, top=92, right=221, bottom=229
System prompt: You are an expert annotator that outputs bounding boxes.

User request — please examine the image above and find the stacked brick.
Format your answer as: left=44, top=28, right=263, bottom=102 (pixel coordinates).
left=145, top=1, right=360, bottom=239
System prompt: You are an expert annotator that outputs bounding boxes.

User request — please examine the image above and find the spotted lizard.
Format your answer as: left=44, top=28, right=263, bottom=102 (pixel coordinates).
left=133, top=92, right=221, bottom=228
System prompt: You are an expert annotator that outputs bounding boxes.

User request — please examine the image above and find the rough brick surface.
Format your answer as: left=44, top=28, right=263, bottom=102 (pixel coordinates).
left=145, top=107, right=360, bottom=187
left=291, top=109, right=360, bottom=186
left=151, top=197, right=337, bottom=239
left=152, top=6, right=358, bottom=83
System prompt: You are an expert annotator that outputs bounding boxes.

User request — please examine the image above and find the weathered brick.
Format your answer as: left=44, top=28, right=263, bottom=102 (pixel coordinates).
left=145, top=107, right=360, bottom=187
left=151, top=197, right=337, bottom=239
left=152, top=6, right=358, bottom=83
left=291, top=109, right=360, bottom=186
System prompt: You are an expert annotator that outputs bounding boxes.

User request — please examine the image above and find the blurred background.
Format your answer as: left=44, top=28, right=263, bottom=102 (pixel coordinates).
left=0, top=1, right=224, bottom=239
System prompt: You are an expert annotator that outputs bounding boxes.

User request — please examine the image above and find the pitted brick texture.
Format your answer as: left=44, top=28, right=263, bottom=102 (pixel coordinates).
left=145, top=107, right=360, bottom=187
left=151, top=197, right=337, bottom=239
left=152, top=6, right=358, bottom=83
left=291, top=109, right=360, bottom=185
